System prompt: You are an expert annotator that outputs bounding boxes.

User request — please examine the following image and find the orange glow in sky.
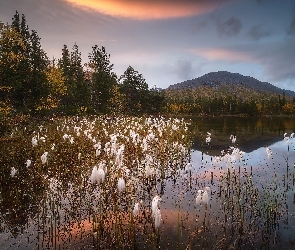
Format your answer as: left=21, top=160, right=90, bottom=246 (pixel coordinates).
left=193, top=48, right=254, bottom=62
left=64, top=0, right=224, bottom=19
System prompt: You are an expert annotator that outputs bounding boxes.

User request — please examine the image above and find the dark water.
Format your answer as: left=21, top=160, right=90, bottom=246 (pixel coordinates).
left=1, top=116, right=295, bottom=249
left=160, top=116, right=295, bottom=249
left=190, top=116, right=295, bottom=154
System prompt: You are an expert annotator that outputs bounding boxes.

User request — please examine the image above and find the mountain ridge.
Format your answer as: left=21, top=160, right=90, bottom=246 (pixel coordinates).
left=167, top=71, right=295, bottom=97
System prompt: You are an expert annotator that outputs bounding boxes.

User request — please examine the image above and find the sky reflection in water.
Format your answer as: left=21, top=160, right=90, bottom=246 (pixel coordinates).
left=160, top=136, right=295, bottom=249
left=1, top=117, right=295, bottom=249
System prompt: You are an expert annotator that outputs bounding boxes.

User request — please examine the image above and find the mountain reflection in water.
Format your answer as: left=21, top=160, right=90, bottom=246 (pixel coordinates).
left=190, top=116, right=295, bottom=155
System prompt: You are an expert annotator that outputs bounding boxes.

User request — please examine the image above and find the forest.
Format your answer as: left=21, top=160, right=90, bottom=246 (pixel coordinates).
left=1, top=11, right=295, bottom=120
left=0, top=11, right=165, bottom=117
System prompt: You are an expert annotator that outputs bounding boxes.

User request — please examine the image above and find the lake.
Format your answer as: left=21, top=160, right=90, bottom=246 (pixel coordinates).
left=0, top=116, right=295, bottom=249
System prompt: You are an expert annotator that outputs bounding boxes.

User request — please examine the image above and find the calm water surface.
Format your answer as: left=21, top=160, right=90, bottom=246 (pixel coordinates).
left=1, top=116, right=295, bottom=249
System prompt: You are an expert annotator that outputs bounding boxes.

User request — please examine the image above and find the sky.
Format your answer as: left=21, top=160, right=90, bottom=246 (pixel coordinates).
left=0, top=0, right=295, bottom=91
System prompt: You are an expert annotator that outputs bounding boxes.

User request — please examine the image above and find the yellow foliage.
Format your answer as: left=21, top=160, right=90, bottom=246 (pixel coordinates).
left=109, top=85, right=125, bottom=114
left=0, top=101, right=12, bottom=115
left=36, top=96, right=58, bottom=111
left=256, top=103, right=263, bottom=113
left=46, top=66, right=67, bottom=96
left=0, top=26, right=27, bottom=72
left=282, top=103, right=295, bottom=114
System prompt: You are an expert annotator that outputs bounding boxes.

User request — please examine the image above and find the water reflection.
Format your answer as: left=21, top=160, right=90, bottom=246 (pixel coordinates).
left=191, top=116, right=295, bottom=155
left=1, top=116, right=295, bottom=249
left=164, top=138, right=295, bottom=249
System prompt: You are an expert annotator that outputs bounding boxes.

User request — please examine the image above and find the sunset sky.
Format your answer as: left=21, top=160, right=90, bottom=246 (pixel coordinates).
left=0, top=0, right=294, bottom=91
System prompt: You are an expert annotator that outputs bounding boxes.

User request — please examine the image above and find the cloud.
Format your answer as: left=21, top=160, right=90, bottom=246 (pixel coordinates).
left=63, top=0, right=232, bottom=19
left=192, top=38, right=295, bottom=84
left=190, top=20, right=208, bottom=34
left=217, top=16, right=242, bottom=37
left=174, top=59, right=194, bottom=80
left=0, top=0, right=120, bottom=61
left=247, top=25, right=270, bottom=40
left=259, top=40, right=295, bottom=82
left=192, top=48, right=253, bottom=62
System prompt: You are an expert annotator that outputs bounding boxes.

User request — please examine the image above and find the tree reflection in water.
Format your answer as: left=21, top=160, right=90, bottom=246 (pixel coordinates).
left=0, top=116, right=294, bottom=249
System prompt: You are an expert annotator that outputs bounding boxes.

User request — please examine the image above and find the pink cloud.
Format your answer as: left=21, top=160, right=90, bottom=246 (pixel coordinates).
left=192, top=48, right=254, bottom=62
left=63, top=0, right=231, bottom=19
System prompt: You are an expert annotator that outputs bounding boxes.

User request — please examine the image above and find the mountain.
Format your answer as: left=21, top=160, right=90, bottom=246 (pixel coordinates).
left=167, top=71, right=295, bottom=97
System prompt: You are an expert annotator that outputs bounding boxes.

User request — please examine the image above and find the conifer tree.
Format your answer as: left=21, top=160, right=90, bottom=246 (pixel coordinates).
left=0, top=12, right=49, bottom=113
left=70, top=43, right=90, bottom=113
left=28, top=29, right=49, bottom=113
left=88, top=45, right=117, bottom=114
left=119, top=66, right=149, bottom=115
left=58, top=44, right=90, bottom=114
left=58, top=44, right=73, bottom=113
left=0, top=18, right=26, bottom=112
left=11, top=11, right=20, bottom=33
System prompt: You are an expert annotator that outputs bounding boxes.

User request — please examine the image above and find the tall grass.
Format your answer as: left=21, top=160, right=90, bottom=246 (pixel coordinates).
left=0, top=116, right=293, bottom=249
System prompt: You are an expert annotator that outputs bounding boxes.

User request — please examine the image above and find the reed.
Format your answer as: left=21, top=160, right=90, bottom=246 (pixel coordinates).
left=0, top=116, right=294, bottom=249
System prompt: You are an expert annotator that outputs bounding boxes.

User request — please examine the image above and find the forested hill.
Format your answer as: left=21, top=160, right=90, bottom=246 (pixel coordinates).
left=164, top=71, right=295, bottom=115
left=167, top=71, right=295, bottom=97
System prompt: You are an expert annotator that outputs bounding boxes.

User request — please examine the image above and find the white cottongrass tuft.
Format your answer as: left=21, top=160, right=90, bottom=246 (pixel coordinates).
left=39, top=136, right=46, bottom=143
left=117, top=177, right=126, bottom=193
left=154, top=207, right=162, bottom=229
left=145, top=164, right=154, bottom=177
left=202, top=187, right=210, bottom=204
left=230, top=135, right=236, bottom=144
left=133, top=200, right=142, bottom=217
left=266, top=147, right=272, bottom=159
left=90, top=165, right=105, bottom=184
left=184, top=162, right=192, bottom=172
left=195, top=190, right=203, bottom=204
left=26, top=159, right=32, bottom=168
left=196, top=187, right=210, bottom=205
left=32, top=136, right=38, bottom=147
left=10, top=167, right=17, bottom=177
left=206, top=132, right=211, bottom=144
left=151, top=195, right=162, bottom=229
left=41, top=152, right=48, bottom=164
left=152, top=195, right=161, bottom=217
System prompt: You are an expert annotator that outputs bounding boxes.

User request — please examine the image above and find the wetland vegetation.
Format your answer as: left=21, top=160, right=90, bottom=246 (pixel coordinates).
left=1, top=10, right=295, bottom=250
left=0, top=116, right=295, bottom=249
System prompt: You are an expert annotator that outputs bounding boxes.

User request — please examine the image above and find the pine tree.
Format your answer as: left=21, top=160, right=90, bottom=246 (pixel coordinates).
left=0, top=20, right=26, bottom=112
left=11, top=11, right=20, bottom=33
left=58, top=44, right=72, bottom=113
left=28, top=29, right=49, bottom=113
left=70, top=43, right=90, bottom=113
left=88, top=45, right=117, bottom=114
left=58, top=44, right=91, bottom=114
left=119, top=66, right=149, bottom=115
left=0, top=12, right=49, bottom=113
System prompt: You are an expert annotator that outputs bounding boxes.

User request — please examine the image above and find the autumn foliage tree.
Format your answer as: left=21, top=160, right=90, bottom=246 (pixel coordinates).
left=0, top=11, right=49, bottom=114
left=4, top=11, right=294, bottom=118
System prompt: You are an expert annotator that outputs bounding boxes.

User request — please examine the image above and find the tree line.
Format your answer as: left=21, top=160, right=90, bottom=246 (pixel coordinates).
left=1, top=11, right=294, bottom=119
left=0, top=11, right=165, bottom=117
left=164, top=84, right=295, bottom=116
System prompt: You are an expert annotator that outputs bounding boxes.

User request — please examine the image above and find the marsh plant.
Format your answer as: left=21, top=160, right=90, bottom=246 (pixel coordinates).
left=0, top=117, right=293, bottom=249
left=0, top=116, right=191, bottom=249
